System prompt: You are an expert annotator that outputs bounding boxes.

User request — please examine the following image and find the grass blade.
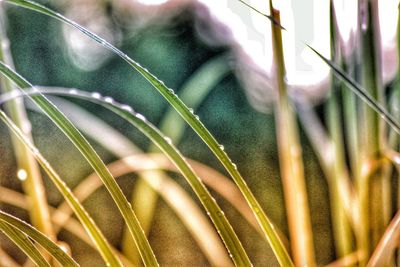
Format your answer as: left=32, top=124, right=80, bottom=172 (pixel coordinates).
left=0, top=64, right=157, bottom=266
left=307, top=45, right=400, bottom=136
left=0, top=210, right=79, bottom=267
left=2, top=1, right=293, bottom=264
left=0, top=220, right=50, bottom=267
left=0, top=186, right=136, bottom=267
left=127, top=55, right=231, bottom=262
left=0, top=109, right=123, bottom=267
left=0, top=3, right=54, bottom=241
left=367, top=209, right=400, bottom=267
left=26, top=94, right=234, bottom=266
left=269, top=1, right=315, bottom=266
left=0, top=87, right=252, bottom=266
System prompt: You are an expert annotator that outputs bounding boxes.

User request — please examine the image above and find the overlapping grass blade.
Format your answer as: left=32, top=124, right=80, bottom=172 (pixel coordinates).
left=0, top=63, right=157, bottom=266
left=0, top=220, right=50, bottom=267
left=307, top=45, right=400, bottom=136
left=367, top=209, right=400, bottom=267
left=269, top=1, right=314, bottom=265
left=0, top=210, right=79, bottom=267
left=1, top=1, right=292, bottom=265
left=0, top=186, right=136, bottom=267
left=0, top=3, right=54, bottom=240
left=0, top=109, right=123, bottom=267
left=26, top=93, right=233, bottom=266
left=27, top=94, right=274, bottom=236
left=0, top=87, right=252, bottom=266
left=127, top=55, right=231, bottom=262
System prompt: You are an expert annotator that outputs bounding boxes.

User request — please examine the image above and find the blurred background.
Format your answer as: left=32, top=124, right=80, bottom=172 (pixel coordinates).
left=1, top=0, right=397, bottom=265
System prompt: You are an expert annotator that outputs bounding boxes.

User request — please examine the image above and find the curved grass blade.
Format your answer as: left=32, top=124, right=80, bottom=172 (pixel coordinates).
left=2, top=2, right=293, bottom=265
left=0, top=109, right=123, bottom=267
left=0, top=64, right=157, bottom=265
left=0, top=210, right=79, bottom=267
left=0, top=3, right=54, bottom=242
left=26, top=94, right=233, bottom=266
left=0, top=220, right=50, bottom=267
left=59, top=155, right=234, bottom=267
left=0, top=187, right=136, bottom=267
left=367, top=209, right=400, bottom=267
left=26, top=94, right=281, bottom=237
left=0, top=87, right=252, bottom=266
left=127, top=55, right=231, bottom=262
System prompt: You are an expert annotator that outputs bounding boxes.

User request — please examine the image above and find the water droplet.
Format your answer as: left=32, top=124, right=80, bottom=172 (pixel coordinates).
left=206, top=211, right=211, bottom=216
left=195, top=115, right=200, bottom=120
left=220, top=145, right=224, bottom=151
left=17, top=169, right=27, bottom=181
left=57, top=241, right=71, bottom=254
left=136, top=113, right=147, bottom=121
left=232, top=163, right=237, bottom=170
left=164, top=137, right=172, bottom=145
left=91, top=92, right=101, bottom=99
left=69, top=89, right=78, bottom=95
left=120, top=105, right=133, bottom=113
left=188, top=108, right=194, bottom=114
left=167, top=88, right=174, bottom=94
left=104, top=96, right=114, bottom=103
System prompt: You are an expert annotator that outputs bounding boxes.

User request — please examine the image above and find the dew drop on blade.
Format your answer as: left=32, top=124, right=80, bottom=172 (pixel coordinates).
left=104, top=96, right=114, bottom=103
left=136, top=113, right=147, bottom=121
left=91, top=92, right=101, bottom=99
left=164, top=136, right=172, bottom=144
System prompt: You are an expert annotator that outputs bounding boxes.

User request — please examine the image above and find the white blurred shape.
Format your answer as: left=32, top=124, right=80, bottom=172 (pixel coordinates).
left=17, top=169, right=27, bottom=181
left=136, top=0, right=170, bottom=5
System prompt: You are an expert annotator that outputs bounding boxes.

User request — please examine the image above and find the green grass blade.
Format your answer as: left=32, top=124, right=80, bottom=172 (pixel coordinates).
left=0, top=186, right=136, bottom=267
left=1, top=1, right=292, bottom=264
left=0, top=220, right=50, bottom=267
left=127, top=55, right=231, bottom=262
left=307, top=45, right=400, bottom=136
left=0, top=210, right=79, bottom=267
left=0, top=66, right=157, bottom=266
left=326, top=1, right=354, bottom=259
left=0, top=87, right=252, bottom=266
left=0, top=4, right=54, bottom=241
left=0, top=109, right=123, bottom=267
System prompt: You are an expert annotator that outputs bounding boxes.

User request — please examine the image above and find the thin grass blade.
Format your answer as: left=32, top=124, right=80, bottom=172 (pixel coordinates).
left=0, top=210, right=79, bottom=267
left=0, top=61, right=157, bottom=265
left=0, top=109, right=123, bottom=267
left=127, top=54, right=231, bottom=262
left=0, top=220, right=50, bottom=267
left=367, top=209, right=400, bottom=267
left=0, top=87, right=252, bottom=266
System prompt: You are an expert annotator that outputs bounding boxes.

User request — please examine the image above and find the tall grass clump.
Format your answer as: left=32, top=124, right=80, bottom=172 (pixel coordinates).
left=1, top=0, right=400, bottom=266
